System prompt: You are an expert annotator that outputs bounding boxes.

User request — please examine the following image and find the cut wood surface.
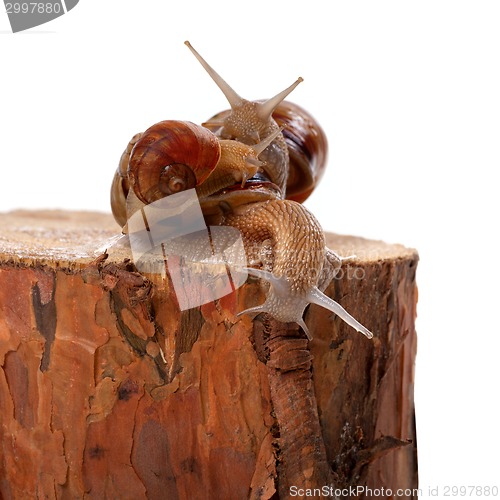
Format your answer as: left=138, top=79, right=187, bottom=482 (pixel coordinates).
left=0, top=210, right=418, bottom=499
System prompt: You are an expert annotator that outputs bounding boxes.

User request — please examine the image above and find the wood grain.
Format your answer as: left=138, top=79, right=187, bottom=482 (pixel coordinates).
left=0, top=210, right=418, bottom=499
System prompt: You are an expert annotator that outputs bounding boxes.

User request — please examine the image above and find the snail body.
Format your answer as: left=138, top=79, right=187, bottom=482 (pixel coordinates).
left=223, top=200, right=372, bottom=340
left=110, top=42, right=373, bottom=341
left=202, top=101, right=328, bottom=204
left=185, top=41, right=328, bottom=204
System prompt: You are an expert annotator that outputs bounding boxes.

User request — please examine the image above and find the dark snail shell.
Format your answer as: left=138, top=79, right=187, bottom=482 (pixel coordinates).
left=272, top=101, right=328, bottom=204
left=128, top=120, right=221, bottom=205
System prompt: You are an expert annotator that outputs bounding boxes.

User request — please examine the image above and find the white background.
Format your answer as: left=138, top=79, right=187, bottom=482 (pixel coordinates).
left=1, top=0, right=499, bottom=495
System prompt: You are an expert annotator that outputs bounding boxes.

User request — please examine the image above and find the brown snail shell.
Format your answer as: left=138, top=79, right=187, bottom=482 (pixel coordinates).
left=110, top=169, right=129, bottom=228
left=110, top=132, right=142, bottom=227
left=272, top=101, right=328, bottom=204
left=110, top=121, right=221, bottom=227
left=128, top=120, right=221, bottom=205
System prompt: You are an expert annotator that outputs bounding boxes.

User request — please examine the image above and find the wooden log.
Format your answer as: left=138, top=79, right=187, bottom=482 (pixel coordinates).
left=0, top=210, right=418, bottom=499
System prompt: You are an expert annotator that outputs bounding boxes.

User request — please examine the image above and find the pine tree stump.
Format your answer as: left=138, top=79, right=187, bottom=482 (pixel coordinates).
left=0, top=210, right=418, bottom=499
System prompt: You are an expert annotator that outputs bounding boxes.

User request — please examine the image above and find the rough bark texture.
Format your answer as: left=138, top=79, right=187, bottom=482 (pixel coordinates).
left=0, top=210, right=418, bottom=499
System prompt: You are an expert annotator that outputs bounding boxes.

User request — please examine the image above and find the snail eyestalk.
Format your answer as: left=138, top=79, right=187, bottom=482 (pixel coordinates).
left=185, top=40, right=243, bottom=109
left=257, top=77, right=304, bottom=122
left=252, top=127, right=285, bottom=156
left=238, top=267, right=374, bottom=341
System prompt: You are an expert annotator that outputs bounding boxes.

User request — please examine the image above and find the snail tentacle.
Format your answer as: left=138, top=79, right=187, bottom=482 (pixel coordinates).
left=306, top=286, right=373, bottom=339
left=195, top=128, right=286, bottom=201
left=224, top=199, right=373, bottom=340
left=316, top=248, right=357, bottom=292
left=256, top=77, right=304, bottom=122
left=184, top=41, right=242, bottom=109
left=238, top=263, right=373, bottom=341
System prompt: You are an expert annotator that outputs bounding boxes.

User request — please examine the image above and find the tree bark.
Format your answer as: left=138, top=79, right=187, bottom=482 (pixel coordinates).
left=0, top=210, right=418, bottom=499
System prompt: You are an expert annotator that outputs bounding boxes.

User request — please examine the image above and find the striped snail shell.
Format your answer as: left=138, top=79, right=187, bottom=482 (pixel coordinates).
left=110, top=132, right=141, bottom=228
left=272, top=101, right=328, bottom=204
left=110, top=120, right=221, bottom=226
left=128, top=120, right=221, bottom=204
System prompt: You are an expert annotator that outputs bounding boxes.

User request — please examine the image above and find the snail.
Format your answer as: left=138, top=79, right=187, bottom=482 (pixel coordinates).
left=110, top=42, right=373, bottom=341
